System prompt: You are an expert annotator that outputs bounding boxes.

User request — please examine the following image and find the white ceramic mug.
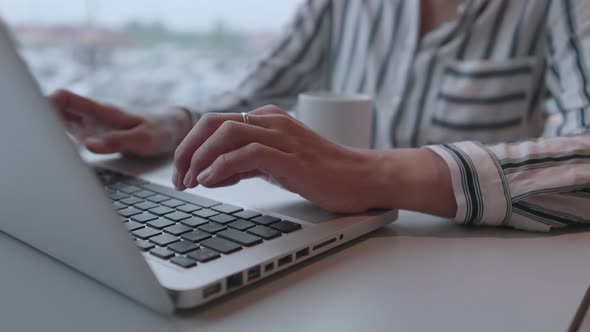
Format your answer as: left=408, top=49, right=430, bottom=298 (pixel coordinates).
left=296, top=92, right=373, bottom=149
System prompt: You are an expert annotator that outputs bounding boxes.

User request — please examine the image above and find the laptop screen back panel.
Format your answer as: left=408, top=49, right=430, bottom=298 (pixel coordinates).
left=0, top=22, right=173, bottom=314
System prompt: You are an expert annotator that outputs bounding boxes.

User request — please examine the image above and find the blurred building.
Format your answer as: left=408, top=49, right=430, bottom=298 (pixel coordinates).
left=15, top=25, right=130, bottom=48
left=11, top=23, right=279, bottom=112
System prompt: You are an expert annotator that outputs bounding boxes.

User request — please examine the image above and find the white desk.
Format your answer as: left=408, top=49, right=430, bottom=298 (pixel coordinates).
left=1, top=157, right=589, bottom=332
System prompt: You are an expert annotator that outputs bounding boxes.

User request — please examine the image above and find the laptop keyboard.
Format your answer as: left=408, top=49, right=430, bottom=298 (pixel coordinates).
left=96, top=169, right=302, bottom=269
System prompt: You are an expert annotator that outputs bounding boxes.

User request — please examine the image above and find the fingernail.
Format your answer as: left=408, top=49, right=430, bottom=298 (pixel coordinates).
left=189, top=175, right=199, bottom=188
left=172, top=168, right=179, bottom=188
left=197, top=167, right=211, bottom=184
left=183, top=171, right=193, bottom=188
left=85, top=137, right=103, bottom=147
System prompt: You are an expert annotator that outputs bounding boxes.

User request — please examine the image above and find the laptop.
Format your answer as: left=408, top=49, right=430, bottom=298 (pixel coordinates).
left=0, top=21, right=398, bottom=313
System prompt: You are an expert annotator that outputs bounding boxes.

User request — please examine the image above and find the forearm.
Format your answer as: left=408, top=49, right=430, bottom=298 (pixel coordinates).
left=366, top=148, right=457, bottom=218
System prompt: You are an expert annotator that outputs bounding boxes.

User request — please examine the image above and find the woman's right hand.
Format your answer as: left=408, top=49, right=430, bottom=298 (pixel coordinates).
left=50, top=89, right=193, bottom=157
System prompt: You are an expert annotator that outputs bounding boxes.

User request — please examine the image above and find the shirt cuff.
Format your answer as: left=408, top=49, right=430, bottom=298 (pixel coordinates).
left=426, top=142, right=512, bottom=227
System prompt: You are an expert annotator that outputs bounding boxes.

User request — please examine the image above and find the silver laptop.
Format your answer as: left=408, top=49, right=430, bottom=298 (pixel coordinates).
left=0, top=21, right=397, bottom=313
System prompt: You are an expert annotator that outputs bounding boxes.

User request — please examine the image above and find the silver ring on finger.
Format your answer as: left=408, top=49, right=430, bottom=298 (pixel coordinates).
left=240, top=112, right=250, bottom=125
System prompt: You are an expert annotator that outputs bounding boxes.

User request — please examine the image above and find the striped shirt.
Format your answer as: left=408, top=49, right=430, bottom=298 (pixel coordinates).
left=192, top=0, right=590, bottom=232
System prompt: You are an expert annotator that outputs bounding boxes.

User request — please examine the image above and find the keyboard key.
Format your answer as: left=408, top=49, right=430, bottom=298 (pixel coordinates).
left=136, top=240, right=155, bottom=251
left=131, top=212, right=159, bottom=223
left=170, top=256, right=196, bottom=268
left=119, top=185, right=142, bottom=194
left=252, top=215, right=281, bottom=226
left=107, top=183, right=125, bottom=191
left=134, top=201, right=159, bottom=211
left=228, top=219, right=256, bottom=231
left=212, top=204, right=242, bottom=214
left=133, top=190, right=155, bottom=198
left=233, top=210, right=261, bottom=220
left=132, top=227, right=161, bottom=240
left=177, top=204, right=201, bottom=213
left=181, top=217, right=209, bottom=227
left=194, top=209, right=218, bottom=218
left=109, top=192, right=129, bottom=200
left=165, top=211, right=191, bottom=221
left=187, top=248, right=220, bottom=262
left=101, top=176, right=115, bottom=185
left=126, top=221, right=144, bottom=231
left=150, top=247, right=174, bottom=260
left=149, top=206, right=175, bottom=216
left=123, top=178, right=148, bottom=186
left=118, top=207, right=142, bottom=218
left=150, top=233, right=179, bottom=247
left=200, top=237, right=241, bottom=254
left=161, top=199, right=185, bottom=208
left=209, top=214, right=237, bottom=225
left=120, top=196, right=143, bottom=205
left=190, top=196, right=221, bottom=208
left=113, top=201, right=127, bottom=210
left=101, top=175, right=117, bottom=186
left=147, top=194, right=170, bottom=203
left=271, top=220, right=302, bottom=233
left=181, top=230, right=212, bottom=243
left=198, top=223, right=226, bottom=234
left=164, top=224, right=192, bottom=236
left=218, top=229, right=262, bottom=247
left=168, top=241, right=199, bottom=254
left=147, top=218, right=175, bottom=230
left=248, top=226, right=281, bottom=240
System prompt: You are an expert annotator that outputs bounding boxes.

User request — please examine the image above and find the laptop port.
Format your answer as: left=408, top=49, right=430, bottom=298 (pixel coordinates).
left=295, top=248, right=309, bottom=260
left=226, top=272, right=243, bottom=290
left=203, top=282, right=222, bottom=299
left=312, top=237, right=336, bottom=251
left=247, top=266, right=261, bottom=281
left=264, top=262, right=275, bottom=272
left=278, top=254, right=292, bottom=267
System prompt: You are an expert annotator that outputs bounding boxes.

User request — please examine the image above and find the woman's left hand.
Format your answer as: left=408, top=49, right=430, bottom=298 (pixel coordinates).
left=172, top=105, right=390, bottom=213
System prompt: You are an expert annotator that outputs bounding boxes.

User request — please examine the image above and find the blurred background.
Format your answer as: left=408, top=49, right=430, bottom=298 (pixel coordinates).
left=0, top=0, right=300, bottom=111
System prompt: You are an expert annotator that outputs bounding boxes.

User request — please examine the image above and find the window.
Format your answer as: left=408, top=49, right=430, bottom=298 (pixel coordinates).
left=0, top=0, right=300, bottom=111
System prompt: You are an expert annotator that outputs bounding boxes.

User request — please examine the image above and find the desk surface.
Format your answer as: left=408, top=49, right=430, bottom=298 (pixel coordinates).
left=1, top=157, right=589, bottom=332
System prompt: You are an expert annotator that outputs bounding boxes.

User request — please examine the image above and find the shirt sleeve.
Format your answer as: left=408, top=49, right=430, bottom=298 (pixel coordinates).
left=426, top=0, right=590, bottom=232
left=185, top=0, right=333, bottom=124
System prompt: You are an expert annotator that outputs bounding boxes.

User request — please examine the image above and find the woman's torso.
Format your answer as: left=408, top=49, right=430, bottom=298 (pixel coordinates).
left=325, top=0, right=552, bottom=149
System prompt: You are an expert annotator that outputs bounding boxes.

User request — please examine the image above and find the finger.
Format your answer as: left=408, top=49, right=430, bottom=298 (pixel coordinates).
left=173, top=113, right=240, bottom=188
left=84, top=127, right=145, bottom=155
left=50, top=89, right=142, bottom=129
left=196, top=143, right=294, bottom=188
left=50, top=89, right=74, bottom=113
left=249, top=104, right=285, bottom=115
left=172, top=167, right=186, bottom=191
left=173, top=106, right=284, bottom=189
left=201, top=170, right=262, bottom=188
left=183, top=121, right=287, bottom=188
left=84, top=131, right=131, bottom=154
left=59, top=108, right=84, bottom=124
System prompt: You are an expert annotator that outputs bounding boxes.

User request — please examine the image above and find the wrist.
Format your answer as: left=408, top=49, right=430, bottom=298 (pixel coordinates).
left=166, top=106, right=194, bottom=146
left=368, top=148, right=457, bottom=218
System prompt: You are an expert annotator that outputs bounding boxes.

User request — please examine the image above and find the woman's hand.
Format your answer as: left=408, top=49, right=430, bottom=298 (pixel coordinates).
left=50, top=89, right=193, bottom=157
left=173, top=105, right=457, bottom=217
left=173, top=105, right=388, bottom=213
